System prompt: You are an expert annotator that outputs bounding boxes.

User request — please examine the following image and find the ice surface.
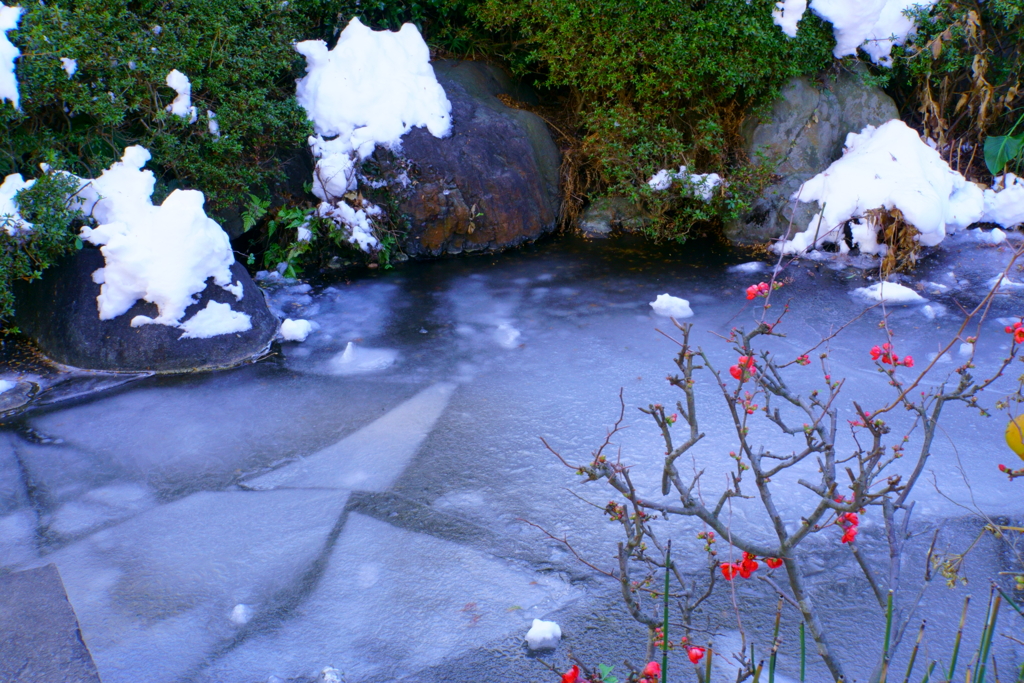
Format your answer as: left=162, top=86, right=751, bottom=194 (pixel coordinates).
left=245, top=382, right=454, bottom=492
left=853, top=281, right=926, bottom=304
left=525, top=619, right=561, bottom=650
left=0, top=172, right=33, bottom=234
left=0, top=4, right=22, bottom=109
left=773, top=0, right=807, bottom=37
left=649, top=293, right=694, bottom=318
left=194, top=513, right=579, bottom=682
left=47, top=482, right=155, bottom=538
left=778, top=121, right=983, bottom=254
left=60, top=57, right=77, bottom=77
left=178, top=301, right=252, bottom=339
left=280, top=318, right=314, bottom=342
left=76, top=147, right=245, bottom=332
left=165, top=69, right=197, bottom=122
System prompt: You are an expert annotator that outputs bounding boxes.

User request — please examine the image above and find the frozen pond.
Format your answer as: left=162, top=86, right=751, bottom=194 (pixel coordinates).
left=1, top=233, right=1022, bottom=682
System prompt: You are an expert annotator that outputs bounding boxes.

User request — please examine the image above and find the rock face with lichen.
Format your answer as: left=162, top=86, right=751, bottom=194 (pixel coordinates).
left=726, top=67, right=900, bottom=245
left=376, top=60, right=562, bottom=257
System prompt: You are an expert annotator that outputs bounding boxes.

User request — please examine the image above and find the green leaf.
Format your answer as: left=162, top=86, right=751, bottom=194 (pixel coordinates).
left=74, top=237, right=83, bottom=250
left=984, top=134, right=1024, bottom=176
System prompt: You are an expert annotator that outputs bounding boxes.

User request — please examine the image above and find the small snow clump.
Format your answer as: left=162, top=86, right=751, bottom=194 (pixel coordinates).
left=0, top=173, right=33, bottom=234
left=525, top=619, right=561, bottom=650
left=854, top=281, right=926, bottom=304
left=777, top=120, right=984, bottom=255
left=0, top=379, right=15, bottom=394
left=60, top=57, right=77, bottom=78
left=315, top=200, right=380, bottom=252
left=75, top=146, right=248, bottom=336
left=165, top=69, right=198, bottom=123
left=1, top=4, right=23, bottom=109
left=648, top=167, right=721, bottom=201
left=773, top=0, right=808, bottom=37
left=982, top=174, right=1024, bottom=229
left=280, top=318, right=315, bottom=342
left=207, top=110, right=220, bottom=139
left=650, top=293, right=694, bottom=319
left=178, top=301, right=252, bottom=339
left=328, top=342, right=397, bottom=375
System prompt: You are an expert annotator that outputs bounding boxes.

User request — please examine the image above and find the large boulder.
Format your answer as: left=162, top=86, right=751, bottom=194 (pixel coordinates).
left=14, top=247, right=278, bottom=373
left=726, top=67, right=899, bottom=244
left=382, top=60, right=562, bottom=256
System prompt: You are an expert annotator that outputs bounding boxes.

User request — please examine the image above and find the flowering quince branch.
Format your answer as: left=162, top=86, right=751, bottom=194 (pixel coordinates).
left=537, top=267, right=1023, bottom=683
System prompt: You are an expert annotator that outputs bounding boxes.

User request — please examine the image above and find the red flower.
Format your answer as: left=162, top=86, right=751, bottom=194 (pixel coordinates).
left=1015, top=328, right=1024, bottom=345
left=841, top=526, right=858, bottom=544
left=870, top=345, right=882, bottom=360
left=746, top=284, right=760, bottom=300
left=729, top=365, right=743, bottom=380
left=721, top=563, right=740, bottom=580
left=561, top=665, right=579, bottom=683
left=902, top=356, right=914, bottom=368
left=839, top=511, right=859, bottom=544
left=687, top=646, right=706, bottom=664
left=765, top=557, right=783, bottom=569
left=739, top=555, right=759, bottom=578
left=796, top=354, right=810, bottom=365
left=642, top=661, right=662, bottom=680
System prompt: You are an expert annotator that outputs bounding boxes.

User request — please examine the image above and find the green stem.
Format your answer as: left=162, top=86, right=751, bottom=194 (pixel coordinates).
left=920, top=662, right=936, bottom=683
left=948, top=596, right=971, bottom=683
left=800, top=622, right=806, bottom=683
left=770, top=599, right=782, bottom=683
left=902, top=622, right=925, bottom=683
left=662, top=541, right=671, bottom=683
left=994, top=585, right=1023, bottom=618
left=974, top=591, right=1001, bottom=683
left=882, top=590, right=894, bottom=683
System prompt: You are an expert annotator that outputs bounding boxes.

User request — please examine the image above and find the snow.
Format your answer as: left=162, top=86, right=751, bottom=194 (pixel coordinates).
left=295, top=17, right=451, bottom=252
left=328, top=342, right=397, bottom=375
left=207, top=110, right=220, bottom=139
left=178, top=301, right=252, bottom=339
left=280, top=318, right=314, bottom=342
left=0, top=4, right=22, bottom=109
left=773, top=0, right=808, bottom=37
left=295, top=17, right=451, bottom=159
left=60, top=57, right=77, bottom=78
left=728, top=261, right=766, bottom=274
left=973, top=227, right=1007, bottom=245
left=0, top=379, right=15, bottom=394
left=0, top=173, right=33, bottom=235
left=525, top=619, right=561, bottom=650
left=230, top=604, right=253, bottom=626
left=648, top=167, right=721, bottom=201
left=165, top=69, right=197, bottom=123
left=853, top=281, right=926, bottom=304
left=777, top=120, right=984, bottom=255
left=650, top=293, right=694, bottom=318
left=777, top=0, right=935, bottom=66
left=493, top=322, right=521, bottom=349
left=315, top=200, right=380, bottom=252
left=982, top=174, right=1024, bottom=229
left=75, top=146, right=247, bottom=335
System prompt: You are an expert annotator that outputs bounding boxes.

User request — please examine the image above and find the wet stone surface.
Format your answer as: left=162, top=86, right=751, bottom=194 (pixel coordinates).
left=0, top=233, right=1022, bottom=681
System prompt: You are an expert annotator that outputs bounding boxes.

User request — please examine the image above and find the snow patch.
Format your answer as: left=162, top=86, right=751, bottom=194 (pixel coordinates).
left=728, top=261, right=766, bottom=274
left=0, top=173, right=33, bottom=234
left=525, top=619, right=561, bottom=650
left=773, top=0, right=808, bottom=37
left=75, top=146, right=247, bottom=335
left=777, top=120, right=983, bottom=255
left=60, top=57, right=77, bottom=78
left=1, top=4, right=22, bottom=109
left=650, top=293, right=694, bottom=318
left=165, top=69, right=197, bottom=123
left=281, top=318, right=315, bottom=342
left=315, top=201, right=380, bottom=252
left=177, top=301, right=252, bottom=339
left=494, top=323, right=521, bottom=349
left=982, top=174, right=1024, bottom=229
left=648, top=166, right=721, bottom=201
left=853, top=281, right=926, bottom=304
left=784, top=0, right=937, bottom=67
left=0, top=379, right=15, bottom=394
left=207, top=110, right=220, bottom=139
left=328, top=342, right=397, bottom=375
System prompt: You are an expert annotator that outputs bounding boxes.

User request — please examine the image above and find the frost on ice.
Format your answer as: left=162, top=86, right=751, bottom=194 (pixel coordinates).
left=295, top=17, right=452, bottom=252
left=648, top=166, right=721, bottom=201
left=0, top=172, right=33, bottom=234
left=1, top=4, right=22, bottom=109
left=650, top=293, right=694, bottom=319
left=75, top=146, right=250, bottom=337
left=165, top=69, right=198, bottom=123
left=525, top=619, right=561, bottom=650
left=772, top=0, right=935, bottom=67
left=777, top=120, right=985, bottom=255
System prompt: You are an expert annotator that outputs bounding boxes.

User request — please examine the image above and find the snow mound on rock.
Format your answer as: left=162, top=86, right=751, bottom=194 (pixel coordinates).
left=76, top=146, right=247, bottom=334
left=777, top=120, right=984, bottom=255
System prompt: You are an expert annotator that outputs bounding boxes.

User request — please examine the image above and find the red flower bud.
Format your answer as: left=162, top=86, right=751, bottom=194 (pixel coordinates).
left=642, top=661, right=662, bottom=679
left=765, top=557, right=783, bottom=569
left=687, top=646, right=706, bottom=664
left=561, top=665, right=580, bottom=683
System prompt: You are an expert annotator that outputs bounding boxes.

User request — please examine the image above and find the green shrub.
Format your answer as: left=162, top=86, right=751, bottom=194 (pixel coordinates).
left=470, top=0, right=836, bottom=240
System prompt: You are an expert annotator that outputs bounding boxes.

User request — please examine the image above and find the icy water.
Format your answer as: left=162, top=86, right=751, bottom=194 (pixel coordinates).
left=1, top=234, right=1022, bottom=682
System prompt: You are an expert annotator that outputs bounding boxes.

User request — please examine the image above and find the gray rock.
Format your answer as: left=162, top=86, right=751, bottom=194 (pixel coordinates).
left=380, top=60, right=562, bottom=256
left=14, top=247, right=278, bottom=373
left=727, top=67, right=899, bottom=244
left=578, top=197, right=649, bottom=238
left=0, top=564, right=101, bottom=682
